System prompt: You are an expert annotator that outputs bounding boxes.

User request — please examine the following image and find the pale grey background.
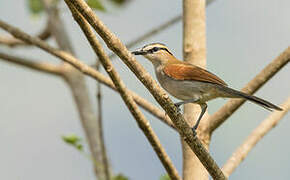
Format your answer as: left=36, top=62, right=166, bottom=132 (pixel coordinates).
left=0, top=0, right=289, bottom=180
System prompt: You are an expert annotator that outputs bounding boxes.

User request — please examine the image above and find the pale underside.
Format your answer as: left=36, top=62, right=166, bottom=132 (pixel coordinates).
left=155, top=65, right=230, bottom=104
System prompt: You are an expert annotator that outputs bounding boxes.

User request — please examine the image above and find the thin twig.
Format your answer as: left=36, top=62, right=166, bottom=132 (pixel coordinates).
left=0, top=19, right=175, bottom=130
left=65, top=3, right=181, bottom=179
left=68, top=0, right=226, bottom=179
left=222, top=96, right=290, bottom=177
left=206, top=47, right=290, bottom=133
left=0, top=21, right=50, bottom=47
left=0, top=51, right=63, bottom=76
left=95, top=61, right=111, bottom=180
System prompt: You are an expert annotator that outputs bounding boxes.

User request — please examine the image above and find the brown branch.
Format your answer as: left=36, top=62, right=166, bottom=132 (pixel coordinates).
left=93, top=61, right=176, bottom=130
left=94, top=63, right=177, bottom=130
left=222, top=96, right=290, bottom=177
left=131, top=91, right=175, bottom=129
left=67, top=0, right=226, bottom=179
left=65, top=3, right=181, bottom=179
left=206, top=47, right=290, bottom=133
left=80, top=61, right=176, bottom=130
left=0, top=21, right=50, bottom=47
left=0, top=51, right=63, bottom=76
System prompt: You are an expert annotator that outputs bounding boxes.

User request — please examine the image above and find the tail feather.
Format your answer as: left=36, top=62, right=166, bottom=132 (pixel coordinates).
left=218, top=86, right=283, bottom=111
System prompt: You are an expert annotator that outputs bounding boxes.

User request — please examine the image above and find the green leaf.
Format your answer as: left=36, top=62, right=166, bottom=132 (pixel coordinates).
left=159, top=174, right=171, bottom=180
left=112, top=173, right=129, bottom=180
left=62, top=134, right=83, bottom=151
left=28, top=0, right=44, bottom=15
left=87, top=0, right=106, bottom=11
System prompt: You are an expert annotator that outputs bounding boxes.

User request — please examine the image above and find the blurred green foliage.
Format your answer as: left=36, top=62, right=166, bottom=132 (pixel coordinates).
left=159, top=174, right=171, bottom=180
left=62, top=134, right=84, bottom=151
left=28, top=0, right=44, bottom=15
left=87, top=0, right=106, bottom=11
left=112, top=173, right=129, bottom=180
left=27, top=0, right=130, bottom=15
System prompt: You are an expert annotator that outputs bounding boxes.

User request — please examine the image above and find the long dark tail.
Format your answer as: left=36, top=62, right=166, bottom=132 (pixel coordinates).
left=218, top=86, right=283, bottom=111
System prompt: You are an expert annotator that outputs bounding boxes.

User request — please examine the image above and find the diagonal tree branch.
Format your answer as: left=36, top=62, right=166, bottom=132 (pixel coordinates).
left=67, top=0, right=226, bottom=179
left=222, top=96, right=290, bottom=177
left=65, top=3, right=181, bottom=179
left=0, top=21, right=50, bottom=47
left=0, top=51, right=63, bottom=76
left=206, top=47, right=290, bottom=133
left=132, top=91, right=175, bottom=129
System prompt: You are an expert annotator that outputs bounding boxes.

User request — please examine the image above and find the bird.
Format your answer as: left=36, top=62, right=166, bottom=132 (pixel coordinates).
left=132, top=43, right=282, bottom=132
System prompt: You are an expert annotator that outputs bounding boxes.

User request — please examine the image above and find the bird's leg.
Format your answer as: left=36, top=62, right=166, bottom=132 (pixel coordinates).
left=174, top=98, right=199, bottom=112
left=192, top=103, right=207, bottom=134
left=174, top=102, right=183, bottom=112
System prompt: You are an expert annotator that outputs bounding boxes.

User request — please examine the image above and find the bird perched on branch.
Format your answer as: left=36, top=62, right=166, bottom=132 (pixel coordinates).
left=132, top=43, right=282, bottom=133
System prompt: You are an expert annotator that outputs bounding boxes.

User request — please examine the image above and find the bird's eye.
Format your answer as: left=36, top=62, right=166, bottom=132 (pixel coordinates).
left=152, top=47, right=159, bottom=52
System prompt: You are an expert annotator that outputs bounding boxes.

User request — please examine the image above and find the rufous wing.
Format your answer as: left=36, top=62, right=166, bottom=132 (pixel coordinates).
left=163, top=63, right=228, bottom=86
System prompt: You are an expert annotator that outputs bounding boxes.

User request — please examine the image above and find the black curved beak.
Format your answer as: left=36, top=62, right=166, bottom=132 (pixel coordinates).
left=132, top=50, right=147, bottom=55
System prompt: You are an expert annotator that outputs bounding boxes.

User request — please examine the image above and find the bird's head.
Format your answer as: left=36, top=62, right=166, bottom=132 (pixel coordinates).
left=132, top=43, right=178, bottom=66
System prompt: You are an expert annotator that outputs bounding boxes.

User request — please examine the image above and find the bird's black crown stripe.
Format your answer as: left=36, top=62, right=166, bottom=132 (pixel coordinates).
left=147, top=47, right=173, bottom=55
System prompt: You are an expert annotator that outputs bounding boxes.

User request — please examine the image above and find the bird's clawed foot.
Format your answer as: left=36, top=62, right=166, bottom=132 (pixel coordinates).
left=174, top=103, right=182, bottom=112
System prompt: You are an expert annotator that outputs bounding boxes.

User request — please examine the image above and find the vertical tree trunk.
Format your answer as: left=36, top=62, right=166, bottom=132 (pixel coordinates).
left=182, top=0, right=210, bottom=179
